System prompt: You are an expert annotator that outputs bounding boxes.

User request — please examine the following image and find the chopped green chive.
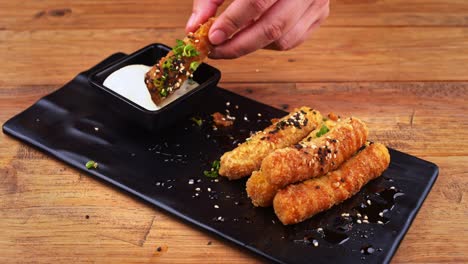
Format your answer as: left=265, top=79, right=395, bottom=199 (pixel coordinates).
left=162, top=58, right=173, bottom=70
left=85, top=160, right=98, bottom=170
left=182, top=44, right=199, bottom=57
left=172, top=39, right=185, bottom=54
left=159, top=88, right=168, bottom=97
left=190, top=116, right=203, bottom=126
left=204, top=160, right=220, bottom=178
left=153, top=78, right=164, bottom=88
left=316, top=125, right=330, bottom=138
left=172, top=39, right=199, bottom=58
left=190, top=61, right=200, bottom=72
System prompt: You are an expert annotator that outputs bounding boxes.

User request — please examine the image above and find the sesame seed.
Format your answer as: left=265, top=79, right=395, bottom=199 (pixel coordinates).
left=357, top=213, right=362, bottom=217
left=364, top=215, right=368, bottom=220
left=94, top=127, right=99, bottom=131
left=357, top=219, right=362, bottom=224
left=195, top=39, right=200, bottom=43
left=317, top=227, right=323, bottom=232
left=226, top=102, right=230, bottom=106
left=188, top=179, right=194, bottom=184
left=379, top=212, right=384, bottom=217
left=313, top=240, right=319, bottom=247
left=390, top=186, right=396, bottom=190
left=257, top=113, right=262, bottom=117
left=214, top=205, right=219, bottom=209
left=207, top=188, right=211, bottom=192
left=363, top=219, right=369, bottom=224
left=367, top=200, right=372, bottom=205
left=377, top=221, right=384, bottom=225
left=195, top=187, right=201, bottom=191
left=235, top=105, right=239, bottom=109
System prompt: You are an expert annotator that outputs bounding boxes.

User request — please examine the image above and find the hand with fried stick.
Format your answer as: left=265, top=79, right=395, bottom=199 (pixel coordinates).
left=262, top=117, right=368, bottom=188
left=246, top=118, right=339, bottom=207
left=145, top=18, right=215, bottom=104
left=219, top=107, right=323, bottom=180
left=186, top=0, right=330, bottom=59
left=273, top=142, right=390, bottom=225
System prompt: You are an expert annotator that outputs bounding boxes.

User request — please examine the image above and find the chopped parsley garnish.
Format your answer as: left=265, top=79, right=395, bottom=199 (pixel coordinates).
left=204, top=160, right=220, bottom=178
left=191, top=116, right=203, bottom=126
left=85, top=160, right=98, bottom=170
left=316, top=125, right=330, bottom=137
left=190, top=61, right=200, bottom=71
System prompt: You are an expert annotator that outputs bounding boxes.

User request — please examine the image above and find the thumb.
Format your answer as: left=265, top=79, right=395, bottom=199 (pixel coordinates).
left=186, top=0, right=224, bottom=33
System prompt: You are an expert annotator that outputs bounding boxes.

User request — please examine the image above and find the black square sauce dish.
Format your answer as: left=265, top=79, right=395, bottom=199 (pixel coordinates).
left=89, top=43, right=221, bottom=131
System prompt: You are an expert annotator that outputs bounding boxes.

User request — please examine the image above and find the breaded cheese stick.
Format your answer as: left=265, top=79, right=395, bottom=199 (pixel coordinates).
left=219, top=107, right=323, bottom=180
left=262, top=117, right=368, bottom=188
left=273, top=142, right=390, bottom=225
left=145, top=18, right=215, bottom=104
left=246, top=119, right=339, bottom=207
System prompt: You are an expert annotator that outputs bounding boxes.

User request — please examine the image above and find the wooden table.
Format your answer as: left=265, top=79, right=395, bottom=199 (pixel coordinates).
left=1, top=1, right=467, bottom=263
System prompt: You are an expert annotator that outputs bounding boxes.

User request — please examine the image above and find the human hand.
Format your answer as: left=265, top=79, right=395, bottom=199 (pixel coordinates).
left=185, top=0, right=330, bottom=59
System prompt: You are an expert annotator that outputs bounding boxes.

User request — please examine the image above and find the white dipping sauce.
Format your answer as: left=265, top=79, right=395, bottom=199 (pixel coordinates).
left=103, top=64, right=198, bottom=111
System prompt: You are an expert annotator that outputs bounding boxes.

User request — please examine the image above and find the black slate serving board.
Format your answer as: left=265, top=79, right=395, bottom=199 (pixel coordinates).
left=2, top=53, right=438, bottom=264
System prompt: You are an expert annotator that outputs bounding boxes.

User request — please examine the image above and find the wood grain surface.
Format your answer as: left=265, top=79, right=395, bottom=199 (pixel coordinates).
left=0, top=0, right=467, bottom=263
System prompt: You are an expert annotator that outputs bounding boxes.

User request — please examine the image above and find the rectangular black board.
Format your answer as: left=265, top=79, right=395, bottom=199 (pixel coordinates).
left=2, top=53, right=438, bottom=264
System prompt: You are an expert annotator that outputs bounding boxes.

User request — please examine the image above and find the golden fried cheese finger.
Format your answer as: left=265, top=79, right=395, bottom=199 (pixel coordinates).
left=145, top=18, right=215, bottom=104
left=219, top=107, right=323, bottom=180
left=246, top=119, right=339, bottom=207
left=246, top=170, right=277, bottom=207
left=273, top=142, right=390, bottom=225
left=262, top=117, right=368, bottom=188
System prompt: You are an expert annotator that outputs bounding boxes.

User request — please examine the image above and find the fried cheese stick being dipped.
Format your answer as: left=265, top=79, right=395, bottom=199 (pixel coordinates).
left=219, top=107, right=323, bottom=180
left=247, top=119, right=339, bottom=207
left=273, top=142, right=390, bottom=225
left=262, top=117, right=368, bottom=188
left=145, top=18, right=215, bottom=104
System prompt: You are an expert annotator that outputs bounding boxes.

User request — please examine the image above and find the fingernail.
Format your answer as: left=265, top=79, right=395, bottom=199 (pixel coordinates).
left=210, top=30, right=227, bottom=45
left=186, top=13, right=196, bottom=31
